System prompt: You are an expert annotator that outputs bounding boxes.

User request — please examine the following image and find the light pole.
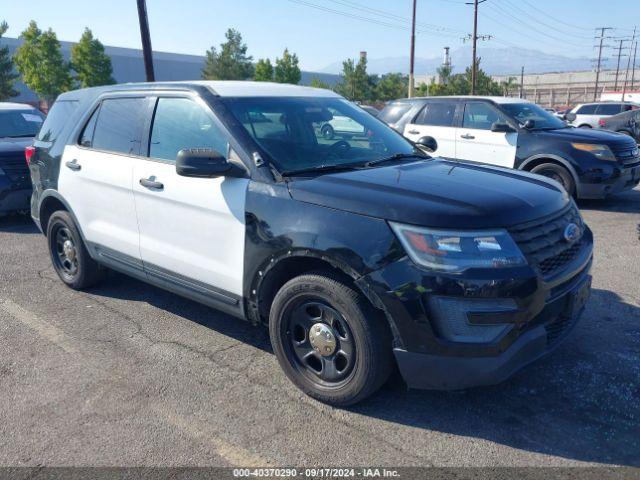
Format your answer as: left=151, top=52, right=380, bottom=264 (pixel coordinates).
left=408, top=0, right=417, bottom=98
left=137, top=0, right=155, bottom=82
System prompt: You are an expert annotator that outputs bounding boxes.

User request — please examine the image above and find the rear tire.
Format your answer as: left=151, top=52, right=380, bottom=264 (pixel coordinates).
left=269, top=272, right=393, bottom=406
left=578, top=124, right=592, bottom=129
left=321, top=124, right=335, bottom=140
left=47, top=210, right=105, bottom=290
left=530, top=162, right=576, bottom=197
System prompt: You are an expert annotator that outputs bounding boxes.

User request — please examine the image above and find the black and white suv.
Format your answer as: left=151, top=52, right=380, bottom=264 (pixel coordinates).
left=29, top=82, right=593, bottom=406
left=380, top=96, right=640, bottom=199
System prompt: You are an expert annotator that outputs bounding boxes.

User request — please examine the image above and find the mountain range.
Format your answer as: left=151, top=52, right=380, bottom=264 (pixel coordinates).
left=319, top=46, right=606, bottom=76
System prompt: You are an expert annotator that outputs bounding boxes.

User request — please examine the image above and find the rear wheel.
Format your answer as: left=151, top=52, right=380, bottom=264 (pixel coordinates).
left=321, top=124, right=335, bottom=140
left=269, top=272, right=393, bottom=406
left=47, top=210, right=105, bottom=289
left=530, top=163, right=576, bottom=197
left=578, top=124, right=592, bottom=129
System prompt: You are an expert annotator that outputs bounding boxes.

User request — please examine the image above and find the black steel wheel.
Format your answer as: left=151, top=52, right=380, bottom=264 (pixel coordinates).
left=269, top=272, right=393, bottom=406
left=46, top=210, right=105, bottom=290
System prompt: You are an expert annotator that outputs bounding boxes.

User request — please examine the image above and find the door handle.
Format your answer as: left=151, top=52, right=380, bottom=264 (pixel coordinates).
left=408, top=130, right=420, bottom=135
left=139, top=177, right=164, bottom=190
left=65, top=160, right=81, bottom=171
left=460, top=134, right=475, bottom=140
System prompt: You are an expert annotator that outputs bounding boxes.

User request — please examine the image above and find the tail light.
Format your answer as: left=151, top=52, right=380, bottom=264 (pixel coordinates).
left=25, top=146, right=35, bottom=166
left=598, top=119, right=606, bottom=127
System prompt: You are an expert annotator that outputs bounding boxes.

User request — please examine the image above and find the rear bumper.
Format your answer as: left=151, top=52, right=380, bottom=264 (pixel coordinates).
left=0, top=179, right=31, bottom=215
left=577, top=163, right=640, bottom=199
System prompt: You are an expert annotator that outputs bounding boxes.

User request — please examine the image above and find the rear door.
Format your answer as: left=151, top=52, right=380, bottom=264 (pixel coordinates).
left=403, top=100, right=458, bottom=158
left=574, top=104, right=598, bottom=127
left=58, top=96, right=150, bottom=261
left=132, top=94, right=248, bottom=299
left=456, top=101, right=517, bottom=168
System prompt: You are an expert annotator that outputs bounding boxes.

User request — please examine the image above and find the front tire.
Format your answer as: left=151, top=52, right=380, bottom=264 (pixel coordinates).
left=530, top=162, right=576, bottom=197
left=47, top=210, right=105, bottom=290
left=269, top=273, right=393, bottom=406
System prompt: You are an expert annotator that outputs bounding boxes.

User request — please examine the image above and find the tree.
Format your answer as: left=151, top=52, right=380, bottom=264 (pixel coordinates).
left=71, top=28, right=115, bottom=88
left=423, top=60, right=508, bottom=97
left=0, top=21, right=18, bottom=100
left=334, top=55, right=373, bottom=102
left=253, top=58, right=273, bottom=82
left=274, top=48, right=301, bottom=85
left=374, top=73, right=407, bottom=102
left=310, top=77, right=333, bottom=90
left=14, top=21, right=71, bottom=104
left=202, top=29, right=254, bottom=80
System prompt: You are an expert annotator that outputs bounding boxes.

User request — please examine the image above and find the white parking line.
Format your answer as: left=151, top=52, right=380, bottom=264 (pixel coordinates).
left=0, top=299, right=77, bottom=354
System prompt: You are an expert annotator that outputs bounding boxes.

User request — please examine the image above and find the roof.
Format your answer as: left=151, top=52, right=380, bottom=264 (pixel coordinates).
left=58, top=80, right=342, bottom=101
left=0, top=102, right=37, bottom=111
left=390, top=96, right=531, bottom=104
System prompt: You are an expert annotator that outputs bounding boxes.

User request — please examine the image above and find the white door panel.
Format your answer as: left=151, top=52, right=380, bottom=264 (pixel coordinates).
left=58, top=145, right=140, bottom=259
left=456, top=130, right=518, bottom=168
left=133, top=159, right=248, bottom=296
left=403, top=123, right=457, bottom=158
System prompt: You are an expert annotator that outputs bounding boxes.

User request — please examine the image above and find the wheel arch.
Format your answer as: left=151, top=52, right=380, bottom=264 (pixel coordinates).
left=518, top=154, right=580, bottom=186
left=38, top=190, right=89, bottom=244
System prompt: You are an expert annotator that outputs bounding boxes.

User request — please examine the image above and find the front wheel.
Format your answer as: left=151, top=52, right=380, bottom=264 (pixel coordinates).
left=530, top=163, right=576, bottom=197
left=269, top=273, right=393, bottom=406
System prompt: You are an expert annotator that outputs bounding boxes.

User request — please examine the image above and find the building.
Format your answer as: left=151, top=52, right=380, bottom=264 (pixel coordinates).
left=1, top=37, right=340, bottom=104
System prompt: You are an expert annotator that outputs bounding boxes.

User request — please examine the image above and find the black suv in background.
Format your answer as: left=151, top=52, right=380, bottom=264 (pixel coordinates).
left=379, top=96, right=640, bottom=199
left=29, top=82, right=593, bottom=405
left=0, top=103, right=45, bottom=216
left=599, top=109, right=640, bottom=143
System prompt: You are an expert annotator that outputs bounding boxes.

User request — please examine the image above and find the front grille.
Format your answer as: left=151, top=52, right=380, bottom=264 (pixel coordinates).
left=0, top=155, right=30, bottom=184
left=509, top=204, right=584, bottom=278
left=610, top=143, right=640, bottom=166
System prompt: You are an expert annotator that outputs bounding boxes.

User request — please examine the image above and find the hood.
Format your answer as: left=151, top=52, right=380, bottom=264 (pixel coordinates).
left=288, top=159, right=569, bottom=229
left=0, top=137, right=33, bottom=156
left=536, top=126, right=633, bottom=146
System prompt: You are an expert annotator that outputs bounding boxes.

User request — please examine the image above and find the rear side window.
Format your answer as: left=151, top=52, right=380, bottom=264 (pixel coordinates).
left=79, top=106, right=100, bottom=147
left=149, top=97, right=228, bottom=162
left=36, top=100, right=78, bottom=142
left=415, top=102, right=457, bottom=127
left=576, top=104, right=597, bottom=115
left=92, top=97, right=147, bottom=155
left=596, top=104, right=624, bottom=115
left=378, top=102, right=413, bottom=124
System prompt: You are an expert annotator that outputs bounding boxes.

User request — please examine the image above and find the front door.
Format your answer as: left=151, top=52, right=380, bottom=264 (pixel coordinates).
left=456, top=101, right=518, bottom=168
left=132, top=96, right=248, bottom=298
left=403, top=100, right=458, bottom=159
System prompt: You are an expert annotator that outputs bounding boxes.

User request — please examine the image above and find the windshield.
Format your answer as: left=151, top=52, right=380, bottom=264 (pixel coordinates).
left=0, top=109, right=45, bottom=138
left=500, top=103, right=566, bottom=130
left=223, top=97, right=416, bottom=173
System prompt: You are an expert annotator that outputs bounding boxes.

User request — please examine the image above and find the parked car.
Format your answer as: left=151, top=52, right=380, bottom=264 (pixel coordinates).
left=598, top=109, right=640, bottom=143
left=319, top=107, right=366, bottom=139
left=29, top=82, right=593, bottom=406
left=359, top=105, right=380, bottom=117
left=565, top=101, right=638, bottom=128
left=0, top=102, right=45, bottom=217
left=380, top=96, right=640, bottom=199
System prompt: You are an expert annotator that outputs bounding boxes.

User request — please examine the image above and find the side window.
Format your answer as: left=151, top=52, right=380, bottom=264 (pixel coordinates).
left=78, top=106, right=100, bottom=147
left=462, top=103, right=505, bottom=130
left=576, top=104, right=597, bottom=115
left=415, top=102, right=456, bottom=127
left=149, top=97, right=228, bottom=162
left=596, top=104, right=624, bottom=115
left=92, top=97, right=147, bottom=155
left=36, top=100, right=78, bottom=142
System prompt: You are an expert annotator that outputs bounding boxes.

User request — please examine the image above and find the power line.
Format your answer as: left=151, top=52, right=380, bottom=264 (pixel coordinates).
left=516, top=0, right=598, bottom=33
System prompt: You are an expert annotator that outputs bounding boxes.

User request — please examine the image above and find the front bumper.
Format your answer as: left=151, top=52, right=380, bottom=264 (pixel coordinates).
left=0, top=177, right=31, bottom=215
left=361, top=228, right=593, bottom=391
left=577, top=163, right=640, bottom=199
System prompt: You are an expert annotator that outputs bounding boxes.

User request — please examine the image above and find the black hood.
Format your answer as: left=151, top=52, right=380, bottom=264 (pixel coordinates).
left=0, top=137, right=33, bottom=156
left=288, top=159, right=569, bottom=229
left=536, top=126, right=634, bottom=146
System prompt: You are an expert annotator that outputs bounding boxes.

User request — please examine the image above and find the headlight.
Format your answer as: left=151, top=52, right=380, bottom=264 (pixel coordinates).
left=390, top=223, right=526, bottom=273
left=571, top=143, right=616, bottom=161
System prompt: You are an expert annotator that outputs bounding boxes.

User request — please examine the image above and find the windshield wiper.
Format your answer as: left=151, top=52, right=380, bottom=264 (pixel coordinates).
left=3, top=134, right=35, bottom=138
left=281, top=162, right=366, bottom=177
left=364, top=152, right=426, bottom=168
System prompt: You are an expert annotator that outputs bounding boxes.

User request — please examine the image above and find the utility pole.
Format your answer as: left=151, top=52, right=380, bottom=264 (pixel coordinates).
left=136, top=0, right=155, bottom=82
left=519, top=66, right=524, bottom=98
left=622, top=27, right=637, bottom=101
left=465, top=0, right=489, bottom=95
left=631, top=41, right=638, bottom=90
left=408, top=0, right=417, bottom=98
left=593, top=27, right=613, bottom=101
left=613, top=38, right=628, bottom=92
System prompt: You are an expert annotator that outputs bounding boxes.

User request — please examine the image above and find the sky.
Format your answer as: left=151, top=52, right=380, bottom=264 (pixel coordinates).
left=1, top=0, right=638, bottom=71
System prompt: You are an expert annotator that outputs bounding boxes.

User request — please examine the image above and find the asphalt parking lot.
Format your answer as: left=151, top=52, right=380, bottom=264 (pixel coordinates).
left=0, top=187, right=638, bottom=468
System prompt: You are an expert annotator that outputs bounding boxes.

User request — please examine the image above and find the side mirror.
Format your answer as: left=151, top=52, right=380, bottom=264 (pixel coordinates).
left=564, top=112, right=577, bottom=122
left=491, top=121, right=516, bottom=133
left=415, top=136, right=438, bottom=153
left=176, top=148, right=246, bottom=178
left=523, top=119, right=536, bottom=129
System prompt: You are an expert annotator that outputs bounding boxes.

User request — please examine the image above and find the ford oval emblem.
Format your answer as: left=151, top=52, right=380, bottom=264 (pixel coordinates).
left=564, top=223, right=581, bottom=243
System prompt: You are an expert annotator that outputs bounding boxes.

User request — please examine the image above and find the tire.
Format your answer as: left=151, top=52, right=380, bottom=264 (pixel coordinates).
left=47, top=210, right=105, bottom=290
left=617, top=130, right=633, bottom=137
left=321, top=124, right=335, bottom=140
left=530, top=162, right=576, bottom=197
left=269, top=272, right=393, bottom=406
left=578, top=124, right=592, bottom=129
